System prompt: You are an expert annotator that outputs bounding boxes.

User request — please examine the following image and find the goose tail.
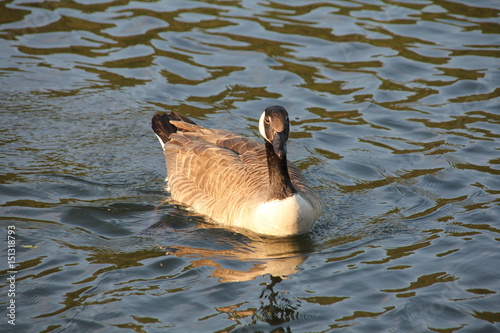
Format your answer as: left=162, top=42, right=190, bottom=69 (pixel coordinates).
left=152, top=111, right=196, bottom=149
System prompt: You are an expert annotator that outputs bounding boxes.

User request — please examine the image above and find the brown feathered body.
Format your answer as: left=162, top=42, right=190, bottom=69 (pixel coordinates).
left=152, top=111, right=321, bottom=236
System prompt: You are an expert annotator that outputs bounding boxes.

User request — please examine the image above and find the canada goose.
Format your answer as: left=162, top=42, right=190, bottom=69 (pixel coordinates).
left=151, top=105, right=321, bottom=236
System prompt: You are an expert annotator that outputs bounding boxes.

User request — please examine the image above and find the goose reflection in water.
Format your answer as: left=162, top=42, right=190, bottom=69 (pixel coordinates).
left=217, top=275, right=301, bottom=327
left=148, top=211, right=315, bottom=283
left=148, top=213, right=311, bottom=326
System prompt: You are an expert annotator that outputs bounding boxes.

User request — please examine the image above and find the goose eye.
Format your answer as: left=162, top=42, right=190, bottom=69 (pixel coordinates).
left=264, top=117, right=270, bottom=124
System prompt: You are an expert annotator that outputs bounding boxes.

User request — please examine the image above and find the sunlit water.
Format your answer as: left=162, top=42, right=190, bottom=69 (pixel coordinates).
left=1, top=0, right=499, bottom=332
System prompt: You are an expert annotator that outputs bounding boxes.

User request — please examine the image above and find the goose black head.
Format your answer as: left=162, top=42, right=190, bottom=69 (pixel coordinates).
left=259, top=105, right=290, bottom=159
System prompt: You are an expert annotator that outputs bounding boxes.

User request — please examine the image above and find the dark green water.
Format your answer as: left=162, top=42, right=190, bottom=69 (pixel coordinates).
left=1, top=0, right=499, bottom=332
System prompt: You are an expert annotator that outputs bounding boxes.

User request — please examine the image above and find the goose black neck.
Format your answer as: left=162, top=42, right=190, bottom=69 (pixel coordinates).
left=265, top=141, right=296, bottom=200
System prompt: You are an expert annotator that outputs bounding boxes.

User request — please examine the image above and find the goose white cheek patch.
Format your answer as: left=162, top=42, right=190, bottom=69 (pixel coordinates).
left=258, top=111, right=269, bottom=143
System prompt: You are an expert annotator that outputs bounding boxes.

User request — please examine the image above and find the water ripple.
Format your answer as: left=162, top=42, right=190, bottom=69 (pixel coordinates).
left=1, top=0, right=499, bottom=331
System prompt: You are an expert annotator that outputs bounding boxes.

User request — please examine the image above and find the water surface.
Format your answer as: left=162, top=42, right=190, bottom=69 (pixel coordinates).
left=1, top=0, right=499, bottom=332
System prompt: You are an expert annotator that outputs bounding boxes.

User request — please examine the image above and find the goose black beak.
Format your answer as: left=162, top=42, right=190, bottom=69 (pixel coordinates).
left=272, top=130, right=287, bottom=159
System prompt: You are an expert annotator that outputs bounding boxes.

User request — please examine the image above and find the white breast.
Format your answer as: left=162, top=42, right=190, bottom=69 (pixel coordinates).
left=246, top=194, right=319, bottom=237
